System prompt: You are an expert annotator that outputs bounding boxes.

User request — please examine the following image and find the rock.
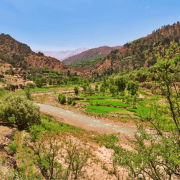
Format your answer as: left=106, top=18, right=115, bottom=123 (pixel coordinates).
left=4, top=146, right=14, bottom=156
left=6, top=157, right=19, bottom=170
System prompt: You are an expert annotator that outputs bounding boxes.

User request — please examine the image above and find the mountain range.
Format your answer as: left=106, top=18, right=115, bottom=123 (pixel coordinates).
left=0, top=21, right=180, bottom=78
left=34, top=47, right=89, bottom=61
left=62, top=45, right=122, bottom=65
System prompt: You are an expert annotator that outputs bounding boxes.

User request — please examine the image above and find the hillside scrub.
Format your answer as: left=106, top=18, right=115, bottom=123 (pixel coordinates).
left=58, top=93, right=66, bottom=104
left=0, top=93, right=41, bottom=129
left=103, top=42, right=180, bottom=180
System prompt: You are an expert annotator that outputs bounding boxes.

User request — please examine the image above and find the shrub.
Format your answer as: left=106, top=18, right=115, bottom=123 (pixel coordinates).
left=35, top=77, right=45, bottom=88
left=74, top=86, right=79, bottom=96
left=72, top=101, right=76, bottom=106
left=8, top=143, right=18, bottom=153
left=82, top=83, right=87, bottom=94
left=19, top=84, right=24, bottom=89
left=68, top=98, right=74, bottom=105
left=1, top=94, right=41, bottom=129
left=95, top=83, right=98, bottom=93
left=109, top=84, right=116, bottom=97
left=58, top=93, right=66, bottom=104
left=127, top=81, right=139, bottom=95
left=116, top=77, right=126, bottom=92
left=26, top=83, right=35, bottom=88
left=49, top=78, right=52, bottom=85
left=24, top=86, right=32, bottom=100
left=5, top=70, right=9, bottom=75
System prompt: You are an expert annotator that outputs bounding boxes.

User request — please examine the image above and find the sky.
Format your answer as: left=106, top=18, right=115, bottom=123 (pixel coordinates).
left=1, top=0, right=180, bottom=51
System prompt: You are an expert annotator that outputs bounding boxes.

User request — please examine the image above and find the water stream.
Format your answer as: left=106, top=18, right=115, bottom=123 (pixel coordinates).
left=35, top=103, right=137, bottom=136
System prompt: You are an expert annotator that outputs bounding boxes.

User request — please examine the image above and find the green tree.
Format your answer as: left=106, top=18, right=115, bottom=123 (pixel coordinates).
left=35, top=77, right=44, bottom=88
left=67, top=70, right=71, bottom=77
left=82, top=83, right=87, bottom=94
left=58, top=93, right=66, bottom=104
left=127, top=81, right=139, bottom=95
left=100, top=84, right=105, bottom=96
left=109, top=84, right=116, bottom=97
left=53, top=79, right=56, bottom=85
left=24, top=132, right=90, bottom=179
left=105, top=42, right=180, bottom=180
left=74, top=86, right=79, bottom=96
left=24, top=85, right=32, bottom=100
left=49, top=78, right=52, bottom=85
left=1, top=94, right=41, bottom=129
left=116, top=77, right=126, bottom=92
left=87, top=85, right=93, bottom=95
left=95, top=83, right=98, bottom=93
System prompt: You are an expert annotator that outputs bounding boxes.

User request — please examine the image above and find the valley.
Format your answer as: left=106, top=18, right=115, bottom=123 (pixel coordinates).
left=0, top=22, right=180, bottom=179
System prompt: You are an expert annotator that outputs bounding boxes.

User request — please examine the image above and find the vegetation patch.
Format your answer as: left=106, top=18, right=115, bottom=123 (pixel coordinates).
left=82, top=105, right=124, bottom=114
left=89, top=100, right=131, bottom=107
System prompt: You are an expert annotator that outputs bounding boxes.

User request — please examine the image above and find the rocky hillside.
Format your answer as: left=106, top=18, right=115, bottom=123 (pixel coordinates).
left=69, top=21, right=180, bottom=77
left=0, top=34, right=65, bottom=72
left=62, top=45, right=122, bottom=65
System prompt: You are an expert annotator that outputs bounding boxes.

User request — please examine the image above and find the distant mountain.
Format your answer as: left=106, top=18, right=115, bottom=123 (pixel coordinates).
left=34, top=47, right=89, bottom=61
left=62, top=45, right=122, bottom=65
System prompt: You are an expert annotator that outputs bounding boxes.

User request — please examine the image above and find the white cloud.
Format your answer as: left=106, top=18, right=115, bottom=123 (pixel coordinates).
left=145, top=6, right=149, bottom=9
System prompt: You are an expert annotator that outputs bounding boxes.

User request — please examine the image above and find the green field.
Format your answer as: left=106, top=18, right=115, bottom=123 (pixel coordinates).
left=82, top=105, right=124, bottom=114
left=80, top=93, right=118, bottom=99
left=89, top=100, right=131, bottom=107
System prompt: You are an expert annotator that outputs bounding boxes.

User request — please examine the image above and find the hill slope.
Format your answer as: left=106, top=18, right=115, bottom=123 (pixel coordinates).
left=0, top=33, right=65, bottom=72
left=69, top=21, right=180, bottom=77
left=62, top=45, right=122, bottom=65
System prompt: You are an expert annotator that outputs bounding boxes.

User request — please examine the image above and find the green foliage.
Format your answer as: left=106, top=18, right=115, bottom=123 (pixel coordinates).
left=87, top=85, right=93, bottom=95
left=67, top=98, right=73, bottom=105
left=74, top=86, right=79, bottom=96
left=67, top=54, right=107, bottom=68
left=35, top=77, right=46, bottom=88
left=49, top=78, right=52, bottom=85
left=127, top=81, right=139, bottom=95
left=89, top=100, right=130, bottom=107
left=116, top=77, right=126, bottom=92
left=24, top=129, right=90, bottom=179
left=100, top=84, right=105, bottom=96
left=26, top=83, right=35, bottom=88
left=104, top=42, right=180, bottom=180
left=106, top=128, right=180, bottom=180
left=58, top=93, right=66, bottom=104
left=24, top=86, right=32, bottom=100
left=109, top=84, right=116, bottom=97
left=72, top=101, right=76, bottom=106
left=1, top=94, right=41, bottom=129
left=8, top=142, right=18, bottom=154
left=82, top=105, right=124, bottom=114
left=5, top=70, right=9, bottom=75
left=81, top=83, right=86, bottom=93
left=95, top=83, right=98, bottom=93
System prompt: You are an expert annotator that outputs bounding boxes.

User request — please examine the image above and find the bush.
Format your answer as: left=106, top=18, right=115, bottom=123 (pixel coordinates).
left=19, top=84, right=24, bottom=89
left=72, top=101, right=76, bottom=106
left=74, top=86, right=79, bottom=96
left=26, top=83, right=35, bottom=88
left=1, top=94, right=41, bottom=129
left=24, top=86, right=32, bottom=100
left=5, top=70, right=9, bottom=75
left=58, top=93, right=66, bottom=104
left=68, top=98, right=74, bottom=105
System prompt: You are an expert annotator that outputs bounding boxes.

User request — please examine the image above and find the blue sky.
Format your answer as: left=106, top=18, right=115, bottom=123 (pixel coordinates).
left=1, top=0, right=180, bottom=51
